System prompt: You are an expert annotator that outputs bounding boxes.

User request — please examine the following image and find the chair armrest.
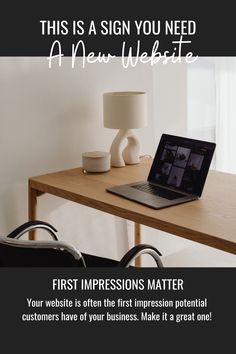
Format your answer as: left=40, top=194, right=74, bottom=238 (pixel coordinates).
left=6, top=220, right=58, bottom=240
left=118, top=244, right=163, bottom=267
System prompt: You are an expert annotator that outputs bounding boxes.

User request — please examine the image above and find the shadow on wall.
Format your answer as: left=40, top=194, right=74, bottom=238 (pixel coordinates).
left=0, top=185, right=21, bottom=234
left=39, top=196, right=130, bottom=260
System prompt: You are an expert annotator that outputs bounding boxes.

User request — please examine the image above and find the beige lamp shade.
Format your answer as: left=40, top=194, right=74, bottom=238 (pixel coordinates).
left=103, top=91, right=147, bottom=129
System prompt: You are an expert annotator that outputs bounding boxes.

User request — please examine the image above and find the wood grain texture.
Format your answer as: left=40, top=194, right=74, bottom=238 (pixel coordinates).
left=29, top=157, right=236, bottom=254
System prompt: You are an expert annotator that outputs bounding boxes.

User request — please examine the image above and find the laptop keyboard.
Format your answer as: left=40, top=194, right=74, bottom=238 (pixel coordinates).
left=131, top=183, right=184, bottom=200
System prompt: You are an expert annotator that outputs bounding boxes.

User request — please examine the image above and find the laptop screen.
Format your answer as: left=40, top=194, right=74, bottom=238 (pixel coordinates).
left=148, top=134, right=216, bottom=197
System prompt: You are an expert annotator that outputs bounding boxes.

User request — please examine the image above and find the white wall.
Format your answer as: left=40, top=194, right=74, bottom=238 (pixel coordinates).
left=0, top=57, right=155, bottom=260
left=187, top=58, right=216, bottom=142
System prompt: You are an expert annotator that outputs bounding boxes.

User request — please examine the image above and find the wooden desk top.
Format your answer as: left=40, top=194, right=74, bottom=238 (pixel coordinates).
left=29, top=157, right=236, bottom=255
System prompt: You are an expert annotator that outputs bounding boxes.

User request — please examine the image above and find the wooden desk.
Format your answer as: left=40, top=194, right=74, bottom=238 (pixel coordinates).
left=29, top=158, right=236, bottom=256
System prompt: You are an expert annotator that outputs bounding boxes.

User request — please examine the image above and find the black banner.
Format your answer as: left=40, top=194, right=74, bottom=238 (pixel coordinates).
left=0, top=268, right=234, bottom=351
left=0, top=1, right=235, bottom=56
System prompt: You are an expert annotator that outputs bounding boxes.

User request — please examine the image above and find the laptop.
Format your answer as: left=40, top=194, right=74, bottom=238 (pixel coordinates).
left=106, top=134, right=216, bottom=209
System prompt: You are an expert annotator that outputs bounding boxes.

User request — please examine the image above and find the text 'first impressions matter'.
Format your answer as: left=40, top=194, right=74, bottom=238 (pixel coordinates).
left=52, top=278, right=184, bottom=291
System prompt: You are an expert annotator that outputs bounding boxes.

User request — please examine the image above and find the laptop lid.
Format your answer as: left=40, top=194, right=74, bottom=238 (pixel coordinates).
left=148, top=134, right=216, bottom=197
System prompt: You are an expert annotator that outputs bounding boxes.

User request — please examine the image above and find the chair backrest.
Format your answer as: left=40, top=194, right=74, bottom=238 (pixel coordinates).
left=0, top=220, right=85, bottom=267
left=0, top=220, right=163, bottom=268
left=0, top=237, right=85, bottom=267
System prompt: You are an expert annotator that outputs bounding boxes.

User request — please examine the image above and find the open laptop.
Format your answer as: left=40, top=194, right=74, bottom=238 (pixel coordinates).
left=106, top=134, right=216, bottom=209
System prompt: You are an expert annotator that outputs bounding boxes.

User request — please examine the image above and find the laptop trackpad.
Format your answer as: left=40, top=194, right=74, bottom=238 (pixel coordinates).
left=107, top=185, right=193, bottom=209
left=125, top=188, right=179, bottom=206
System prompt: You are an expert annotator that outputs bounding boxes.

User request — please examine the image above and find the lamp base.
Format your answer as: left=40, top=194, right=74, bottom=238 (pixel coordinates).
left=110, top=129, right=141, bottom=167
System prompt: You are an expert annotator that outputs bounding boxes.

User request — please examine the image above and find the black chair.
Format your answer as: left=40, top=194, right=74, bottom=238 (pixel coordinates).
left=0, top=220, right=163, bottom=267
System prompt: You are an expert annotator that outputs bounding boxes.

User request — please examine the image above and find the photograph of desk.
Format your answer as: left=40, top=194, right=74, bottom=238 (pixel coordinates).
left=28, top=157, right=236, bottom=259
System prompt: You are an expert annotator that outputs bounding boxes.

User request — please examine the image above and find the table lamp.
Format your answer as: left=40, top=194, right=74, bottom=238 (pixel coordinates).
left=103, top=91, right=147, bottom=167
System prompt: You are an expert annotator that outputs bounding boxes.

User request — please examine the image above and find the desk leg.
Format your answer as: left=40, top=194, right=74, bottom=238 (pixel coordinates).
left=28, top=184, right=38, bottom=240
left=134, top=223, right=141, bottom=267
